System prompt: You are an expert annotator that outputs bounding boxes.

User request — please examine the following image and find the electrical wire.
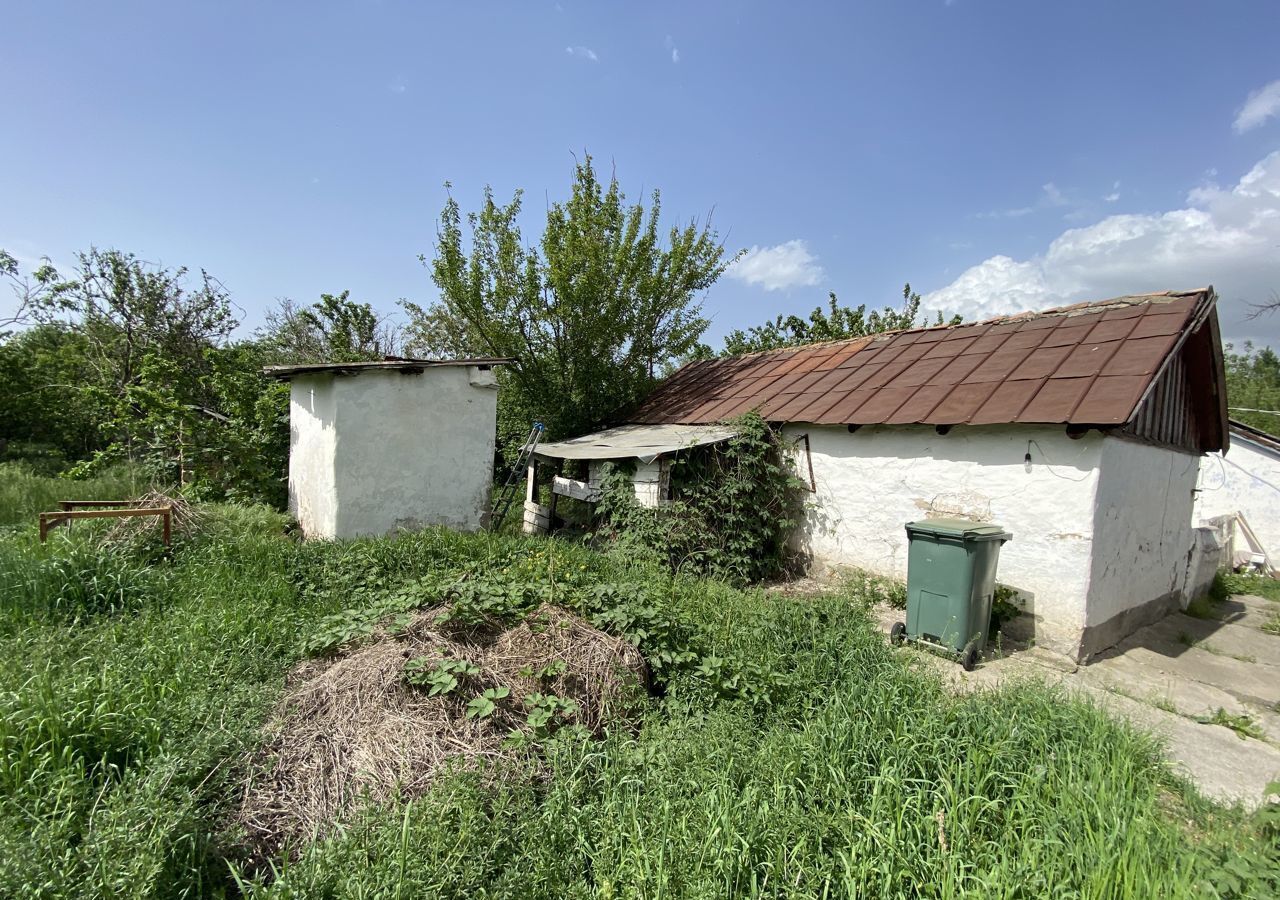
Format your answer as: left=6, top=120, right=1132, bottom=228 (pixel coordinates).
left=1025, top=439, right=1093, bottom=482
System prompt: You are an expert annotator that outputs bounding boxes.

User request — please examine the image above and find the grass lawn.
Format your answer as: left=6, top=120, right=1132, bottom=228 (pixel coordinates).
left=0, top=465, right=1276, bottom=898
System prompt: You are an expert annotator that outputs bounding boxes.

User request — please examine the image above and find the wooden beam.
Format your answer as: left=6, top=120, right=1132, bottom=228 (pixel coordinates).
left=38, top=507, right=173, bottom=546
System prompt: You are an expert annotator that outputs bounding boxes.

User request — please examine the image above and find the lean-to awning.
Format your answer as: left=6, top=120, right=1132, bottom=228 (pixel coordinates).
left=533, top=424, right=738, bottom=465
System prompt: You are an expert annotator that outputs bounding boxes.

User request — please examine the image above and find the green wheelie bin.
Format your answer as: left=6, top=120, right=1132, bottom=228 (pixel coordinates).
left=890, top=518, right=1012, bottom=671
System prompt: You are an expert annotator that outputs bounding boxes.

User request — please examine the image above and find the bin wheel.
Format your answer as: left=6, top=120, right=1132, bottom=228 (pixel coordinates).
left=890, top=622, right=906, bottom=645
left=961, top=642, right=980, bottom=672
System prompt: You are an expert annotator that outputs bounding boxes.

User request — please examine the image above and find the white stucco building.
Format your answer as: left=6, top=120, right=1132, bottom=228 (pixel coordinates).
left=266, top=358, right=507, bottom=539
left=597, top=289, right=1229, bottom=661
left=1196, top=420, right=1280, bottom=570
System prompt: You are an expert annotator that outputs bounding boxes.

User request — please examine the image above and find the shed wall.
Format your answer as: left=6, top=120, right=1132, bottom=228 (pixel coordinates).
left=1195, top=437, right=1280, bottom=559
left=288, top=376, right=338, bottom=537
left=787, top=424, right=1102, bottom=656
left=1082, top=438, right=1199, bottom=657
left=288, top=366, right=498, bottom=538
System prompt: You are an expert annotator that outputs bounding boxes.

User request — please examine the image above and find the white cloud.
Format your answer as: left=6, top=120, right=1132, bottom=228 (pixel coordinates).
left=665, top=35, right=679, bottom=63
left=1041, top=182, right=1067, bottom=206
left=565, top=45, right=598, bottom=62
left=977, top=182, right=1069, bottom=218
left=729, top=240, right=824, bottom=292
left=925, top=151, right=1280, bottom=342
left=1104, top=180, right=1121, bottom=203
left=388, top=76, right=407, bottom=94
left=672, top=48, right=680, bottom=63
left=1233, top=79, right=1280, bottom=133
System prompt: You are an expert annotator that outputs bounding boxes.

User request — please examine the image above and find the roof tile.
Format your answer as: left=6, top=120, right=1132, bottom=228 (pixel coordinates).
left=1009, top=345, right=1072, bottom=380
left=847, top=385, right=918, bottom=424
left=884, top=384, right=951, bottom=424
left=969, top=379, right=1046, bottom=425
left=922, top=336, right=978, bottom=360
left=930, top=382, right=1002, bottom=424
left=1054, top=341, right=1123, bottom=378
left=1100, top=334, right=1178, bottom=376
left=1129, top=312, right=1189, bottom=339
left=1018, top=377, right=1093, bottom=422
left=962, top=348, right=1033, bottom=384
left=1040, top=323, right=1097, bottom=348
left=929, top=354, right=985, bottom=385
left=1073, top=375, right=1150, bottom=424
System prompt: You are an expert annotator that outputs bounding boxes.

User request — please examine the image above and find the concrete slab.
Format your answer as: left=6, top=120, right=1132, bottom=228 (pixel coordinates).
left=1140, top=612, right=1280, bottom=668
left=1205, top=594, right=1280, bottom=631
left=1071, top=685, right=1280, bottom=808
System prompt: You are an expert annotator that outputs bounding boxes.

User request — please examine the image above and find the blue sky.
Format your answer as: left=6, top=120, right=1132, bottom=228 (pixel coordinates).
left=3, top=1, right=1279, bottom=347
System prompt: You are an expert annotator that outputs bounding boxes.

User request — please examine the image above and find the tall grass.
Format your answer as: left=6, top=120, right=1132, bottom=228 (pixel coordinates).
left=0, top=461, right=145, bottom=527
left=0, top=468, right=1275, bottom=898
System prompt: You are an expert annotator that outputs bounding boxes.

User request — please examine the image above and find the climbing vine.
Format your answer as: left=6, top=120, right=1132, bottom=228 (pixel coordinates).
left=594, top=412, right=807, bottom=584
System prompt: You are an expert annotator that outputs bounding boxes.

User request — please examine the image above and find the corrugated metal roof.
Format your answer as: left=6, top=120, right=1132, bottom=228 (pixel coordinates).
left=627, top=290, right=1222, bottom=438
left=264, top=357, right=513, bottom=379
left=534, top=424, right=738, bottom=464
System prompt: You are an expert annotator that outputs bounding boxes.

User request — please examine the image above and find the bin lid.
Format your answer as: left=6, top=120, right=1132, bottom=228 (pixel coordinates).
left=905, top=518, right=1012, bottom=542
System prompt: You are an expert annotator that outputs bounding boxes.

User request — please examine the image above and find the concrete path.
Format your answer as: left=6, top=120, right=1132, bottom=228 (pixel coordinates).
left=872, top=594, right=1280, bottom=809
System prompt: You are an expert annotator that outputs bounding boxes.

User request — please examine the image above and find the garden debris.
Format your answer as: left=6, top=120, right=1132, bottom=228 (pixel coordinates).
left=235, top=603, right=646, bottom=861
left=100, top=491, right=204, bottom=548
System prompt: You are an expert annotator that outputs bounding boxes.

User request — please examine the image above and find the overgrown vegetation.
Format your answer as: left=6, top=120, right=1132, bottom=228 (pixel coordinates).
left=0, top=248, right=398, bottom=507
left=594, top=412, right=806, bottom=584
left=2, top=467, right=1277, bottom=898
left=410, top=155, right=737, bottom=452
left=1224, top=342, right=1280, bottom=436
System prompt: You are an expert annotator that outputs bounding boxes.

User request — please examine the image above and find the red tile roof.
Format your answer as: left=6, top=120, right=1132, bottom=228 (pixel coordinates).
left=628, top=290, right=1222, bottom=436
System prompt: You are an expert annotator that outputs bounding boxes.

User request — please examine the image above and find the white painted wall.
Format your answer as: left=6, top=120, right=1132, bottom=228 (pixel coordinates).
left=1196, top=434, right=1280, bottom=559
left=787, top=424, right=1103, bottom=655
left=288, top=365, right=499, bottom=538
left=1086, top=438, right=1199, bottom=640
left=288, top=376, right=338, bottom=537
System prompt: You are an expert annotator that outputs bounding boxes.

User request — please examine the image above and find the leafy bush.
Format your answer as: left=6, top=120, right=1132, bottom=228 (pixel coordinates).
left=595, top=412, right=806, bottom=584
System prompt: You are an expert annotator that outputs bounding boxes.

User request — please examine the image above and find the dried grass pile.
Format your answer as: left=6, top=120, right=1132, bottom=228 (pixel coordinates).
left=100, top=490, right=205, bottom=548
left=235, top=603, right=646, bottom=860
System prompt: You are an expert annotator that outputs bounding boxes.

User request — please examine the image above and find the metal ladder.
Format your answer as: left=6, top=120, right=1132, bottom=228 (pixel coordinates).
left=489, top=422, right=545, bottom=530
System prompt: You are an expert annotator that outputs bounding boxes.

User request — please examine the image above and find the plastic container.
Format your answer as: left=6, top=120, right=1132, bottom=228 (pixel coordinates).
left=890, top=518, right=1011, bottom=670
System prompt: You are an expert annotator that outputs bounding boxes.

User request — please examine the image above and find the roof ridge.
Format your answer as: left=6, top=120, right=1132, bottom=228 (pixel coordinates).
left=713, top=288, right=1212, bottom=363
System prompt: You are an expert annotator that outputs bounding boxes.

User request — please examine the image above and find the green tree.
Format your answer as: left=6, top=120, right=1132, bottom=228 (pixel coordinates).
left=405, top=156, right=737, bottom=448
left=1225, top=342, right=1280, bottom=436
left=0, top=323, right=106, bottom=464
left=718, top=284, right=957, bottom=356
left=1, top=249, right=60, bottom=336
left=261, top=292, right=399, bottom=364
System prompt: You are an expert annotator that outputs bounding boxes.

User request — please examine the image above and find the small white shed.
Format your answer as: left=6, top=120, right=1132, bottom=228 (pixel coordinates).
left=266, top=358, right=508, bottom=539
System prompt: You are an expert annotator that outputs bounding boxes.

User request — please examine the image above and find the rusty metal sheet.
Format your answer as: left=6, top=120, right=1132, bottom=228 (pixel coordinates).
left=622, top=289, right=1214, bottom=433
left=961, top=348, right=1034, bottom=383
left=930, top=382, right=1002, bottom=424
left=1018, top=377, right=1093, bottom=421
left=1073, top=375, right=1150, bottom=424
left=884, top=384, right=951, bottom=424
left=970, top=379, right=1047, bottom=425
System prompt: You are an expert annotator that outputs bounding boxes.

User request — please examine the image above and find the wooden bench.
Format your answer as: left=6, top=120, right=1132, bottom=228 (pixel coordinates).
left=38, top=501, right=173, bottom=546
